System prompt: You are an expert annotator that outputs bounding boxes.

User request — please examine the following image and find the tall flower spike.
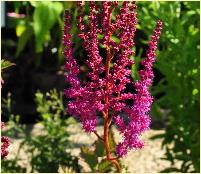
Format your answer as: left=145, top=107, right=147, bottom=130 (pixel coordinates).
left=63, top=10, right=80, bottom=89
left=64, top=8, right=103, bottom=133
left=116, top=20, right=163, bottom=157
left=64, top=1, right=162, bottom=164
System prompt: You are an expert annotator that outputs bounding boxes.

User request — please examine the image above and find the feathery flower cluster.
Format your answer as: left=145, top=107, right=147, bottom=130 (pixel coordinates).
left=114, top=20, right=162, bottom=156
left=63, top=1, right=162, bottom=157
left=1, top=122, right=10, bottom=158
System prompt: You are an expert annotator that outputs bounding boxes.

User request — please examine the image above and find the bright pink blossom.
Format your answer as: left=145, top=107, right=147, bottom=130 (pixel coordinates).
left=63, top=1, right=162, bottom=156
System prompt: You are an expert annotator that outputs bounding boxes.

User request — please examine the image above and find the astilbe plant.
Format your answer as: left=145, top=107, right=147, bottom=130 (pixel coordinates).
left=63, top=1, right=162, bottom=172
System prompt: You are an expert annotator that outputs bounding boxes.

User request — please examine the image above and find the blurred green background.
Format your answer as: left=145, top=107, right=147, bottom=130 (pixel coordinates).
left=1, top=1, right=200, bottom=173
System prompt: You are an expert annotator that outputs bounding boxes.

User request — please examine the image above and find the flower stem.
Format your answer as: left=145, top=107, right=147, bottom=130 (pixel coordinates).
left=103, top=116, right=121, bottom=173
left=103, top=46, right=121, bottom=173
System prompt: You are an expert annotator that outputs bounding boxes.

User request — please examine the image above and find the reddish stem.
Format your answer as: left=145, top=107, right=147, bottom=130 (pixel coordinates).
left=102, top=46, right=121, bottom=173
left=103, top=114, right=121, bottom=173
left=100, top=5, right=121, bottom=172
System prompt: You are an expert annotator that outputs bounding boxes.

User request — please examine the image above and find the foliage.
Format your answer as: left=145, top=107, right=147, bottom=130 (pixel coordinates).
left=1, top=93, right=27, bottom=173
left=32, top=2, right=63, bottom=53
left=135, top=1, right=199, bottom=172
left=1, top=59, right=15, bottom=71
left=6, top=1, right=63, bottom=56
left=4, top=1, right=73, bottom=67
left=25, top=89, right=81, bottom=172
left=3, top=2, right=80, bottom=67
left=1, top=160, right=26, bottom=173
left=1, top=90, right=81, bottom=173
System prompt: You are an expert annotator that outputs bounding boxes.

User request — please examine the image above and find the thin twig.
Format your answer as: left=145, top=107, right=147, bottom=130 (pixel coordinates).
left=94, top=131, right=104, bottom=141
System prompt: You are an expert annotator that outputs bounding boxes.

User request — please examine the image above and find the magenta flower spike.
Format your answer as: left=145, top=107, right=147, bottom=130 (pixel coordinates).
left=63, top=1, right=162, bottom=171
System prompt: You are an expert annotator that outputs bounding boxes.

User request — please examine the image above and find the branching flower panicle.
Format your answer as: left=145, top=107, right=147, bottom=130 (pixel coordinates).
left=63, top=1, right=162, bottom=172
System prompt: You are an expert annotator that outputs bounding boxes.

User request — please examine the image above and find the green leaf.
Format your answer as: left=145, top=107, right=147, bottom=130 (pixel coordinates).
left=16, top=25, right=33, bottom=57
left=192, top=89, right=199, bottom=95
left=33, top=2, right=53, bottom=53
left=29, top=1, right=38, bottom=7
left=94, top=140, right=105, bottom=157
left=1, top=59, right=15, bottom=70
left=16, top=25, right=26, bottom=37
left=33, top=2, right=63, bottom=53
left=110, top=36, right=120, bottom=44
left=98, top=159, right=111, bottom=172
left=108, top=129, right=116, bottom=153
left=80, top=146, right=98, bottom=171
left=52, top=2, right=63, bottom=17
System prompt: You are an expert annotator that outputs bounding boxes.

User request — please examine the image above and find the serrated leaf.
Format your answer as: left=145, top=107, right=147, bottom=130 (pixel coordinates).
left=80, top=146, right=98, bottom=171
left=1, top=59, right=15, bottom=70
left=94, top=140, right=105, bottom=157
left=98, top=159, right=111, bottom=172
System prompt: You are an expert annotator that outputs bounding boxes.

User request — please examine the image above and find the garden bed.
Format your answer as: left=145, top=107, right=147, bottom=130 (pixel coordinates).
left=6, top=123, right=181, bottom=173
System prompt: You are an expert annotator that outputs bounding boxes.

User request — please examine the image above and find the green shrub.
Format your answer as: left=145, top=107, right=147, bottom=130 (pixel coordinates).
left=1, top=90, right=81, bottom=173
left=135, top=2, right=199, bottom=172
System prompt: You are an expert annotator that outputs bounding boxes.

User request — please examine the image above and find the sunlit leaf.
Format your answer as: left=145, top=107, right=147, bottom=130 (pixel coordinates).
left=80, top=146, right=98, bottom=171
left=98, top=159, right=111, bottom=172
left=33, top=2, right=63, bottom=53
left=16, top=25, right=33, bottom=57
left=1, top=59, right=15, bottom=70
left=16, top=25, right=26, bottom=37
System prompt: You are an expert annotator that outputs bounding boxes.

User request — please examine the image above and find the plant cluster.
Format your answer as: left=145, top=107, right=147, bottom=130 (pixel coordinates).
left=1, top=90, right=81, bottom=173
left=136, top=2, right=200, bottom=172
